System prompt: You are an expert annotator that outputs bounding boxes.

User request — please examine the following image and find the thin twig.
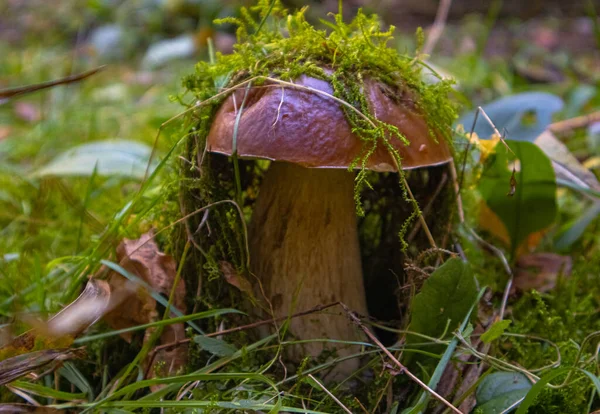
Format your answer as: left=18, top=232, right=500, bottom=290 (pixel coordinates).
left=308, top=374, right=353, bottom=414
left=407, top=172, right=448, bottom=242
left=0, top=66, right=105, bottom=100
left=549, top=110, right=600, bottom=134
left=449, top=159, right=465, bottom=224
left=477, top=107, right=515, bottom=155
left=354, top=396, right=370, bottom=414
left=339, top=303, right=463, bottom=414
left=272, top=86, right=285, bottom=126
left=144, top=303, right=340, bottom=371
left=422, top=0, right=453, bottom=55
left=402, top=174, right=437, bottom=249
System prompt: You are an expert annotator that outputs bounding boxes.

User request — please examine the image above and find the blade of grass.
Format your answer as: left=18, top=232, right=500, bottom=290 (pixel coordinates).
left=11, top=380, right=86, bottom=401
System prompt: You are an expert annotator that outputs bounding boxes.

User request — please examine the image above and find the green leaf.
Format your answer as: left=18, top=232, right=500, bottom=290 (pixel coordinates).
left=408, top=258, right=477, bottom=342
left=535, top=131, right=600, bottom=192
left=194, top=335, right=239, bottom=357
left=481, top=320, right=512, bottom=344
left=478, top=140, right=557, bottom=253
left=32, top=139, right=157, bottom=179
left=475, top=372, right=531, bottom=413
left=459, top=92, right=563, bottom=142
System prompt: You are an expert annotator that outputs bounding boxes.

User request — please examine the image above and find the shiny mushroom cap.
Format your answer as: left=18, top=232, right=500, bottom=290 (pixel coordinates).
left=206, top=74, right=452, bottom=172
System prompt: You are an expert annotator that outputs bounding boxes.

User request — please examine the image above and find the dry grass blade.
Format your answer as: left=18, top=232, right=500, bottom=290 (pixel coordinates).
left=0, top=66, right=106, bottom=100
left=307, top=374, right=353, bottom=414
left=0, top=348, right=85, bottom=386
left=549, top=110, right=600, bottom=134
left=422, top=0, right=453, bottom=55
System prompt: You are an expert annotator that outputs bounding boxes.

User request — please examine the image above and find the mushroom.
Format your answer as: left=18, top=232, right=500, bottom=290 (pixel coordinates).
left=205, top=74, right=452, bottom=376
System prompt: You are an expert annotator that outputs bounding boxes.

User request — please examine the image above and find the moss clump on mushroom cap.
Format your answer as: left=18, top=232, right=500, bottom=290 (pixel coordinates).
left=182, top=0, right=458, bottom=197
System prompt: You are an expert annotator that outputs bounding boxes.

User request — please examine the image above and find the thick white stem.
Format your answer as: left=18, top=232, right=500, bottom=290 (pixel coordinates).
left=249, top=162, right=367, bottom=377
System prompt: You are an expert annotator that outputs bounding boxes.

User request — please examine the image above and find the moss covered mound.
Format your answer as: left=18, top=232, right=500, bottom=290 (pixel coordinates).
left=172, top=0, right=459, bottom=337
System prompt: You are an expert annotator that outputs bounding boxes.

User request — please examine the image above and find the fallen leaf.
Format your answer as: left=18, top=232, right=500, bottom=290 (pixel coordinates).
left=32, top=139, right=157, bottom=179
left=514, top=253, right=572, bottom=292
left=535, top=130, right=600, bottom=193
left=458, top=92, right=564, bottom=142
left=0, top=279, right=119, bottom=359
left=102, top=231, right=188, bottom=384
left=434, top=324, right=485, bottom=414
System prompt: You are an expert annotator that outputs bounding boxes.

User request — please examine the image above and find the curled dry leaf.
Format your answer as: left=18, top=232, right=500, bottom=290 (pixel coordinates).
left=514, top=252, right=572, bottom=293
left=102, top=231, right=188, bottom=383
left=0, top=232, right=187, bottom=388
left=43, top=279, right=114, bottom=338
left=0, top=279, right=117, bottom=359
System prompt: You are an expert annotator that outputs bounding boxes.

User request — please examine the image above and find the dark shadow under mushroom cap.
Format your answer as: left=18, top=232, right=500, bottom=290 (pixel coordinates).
left=206, top=75, right=452, bottom=172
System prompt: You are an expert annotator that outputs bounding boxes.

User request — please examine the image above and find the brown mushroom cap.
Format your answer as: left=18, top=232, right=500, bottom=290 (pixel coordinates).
left=206, top=75, right=452, bottom=172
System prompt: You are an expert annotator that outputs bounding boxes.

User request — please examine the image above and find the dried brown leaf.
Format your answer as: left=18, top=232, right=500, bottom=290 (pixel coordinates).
left=100, top=231, right=188, bottom=384
left=0, top=279, right=118, bottom=359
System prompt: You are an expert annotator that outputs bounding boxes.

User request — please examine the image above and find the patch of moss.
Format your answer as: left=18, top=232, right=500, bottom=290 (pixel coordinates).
left=497, top=256, right=600, bottom=413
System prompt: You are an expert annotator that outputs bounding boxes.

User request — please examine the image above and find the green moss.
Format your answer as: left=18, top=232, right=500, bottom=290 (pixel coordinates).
left=183, top=0, right=457, bottom=174
left=495, top=256, right=600, bottom=413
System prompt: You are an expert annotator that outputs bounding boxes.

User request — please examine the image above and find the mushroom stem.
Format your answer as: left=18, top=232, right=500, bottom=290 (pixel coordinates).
left=249, top=162, right=367, bottom=376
